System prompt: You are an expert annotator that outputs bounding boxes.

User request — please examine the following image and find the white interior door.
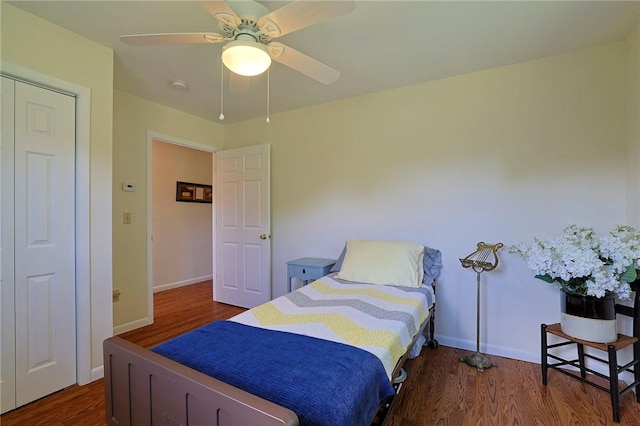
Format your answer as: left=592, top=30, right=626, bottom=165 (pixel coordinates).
left=0, top=77, right=77, bottom=412
left=215, top=144, right=271, bottom=308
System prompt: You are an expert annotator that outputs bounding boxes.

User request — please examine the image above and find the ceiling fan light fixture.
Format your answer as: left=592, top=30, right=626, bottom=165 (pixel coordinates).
left=222, top=40, right=271, bottom=77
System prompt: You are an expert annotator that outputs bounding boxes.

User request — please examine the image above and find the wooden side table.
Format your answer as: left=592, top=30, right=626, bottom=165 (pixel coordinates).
left=286, top=258, right=336, bottom=292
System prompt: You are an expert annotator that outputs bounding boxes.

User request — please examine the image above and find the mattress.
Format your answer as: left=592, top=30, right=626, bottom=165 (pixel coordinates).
left=231, top=272, right=434, bottom=379
left=152, top=319, right=394, bottom=426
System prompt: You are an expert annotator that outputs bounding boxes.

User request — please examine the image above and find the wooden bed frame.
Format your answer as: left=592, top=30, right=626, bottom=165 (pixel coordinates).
left=103, top=303, right=436, bottom=426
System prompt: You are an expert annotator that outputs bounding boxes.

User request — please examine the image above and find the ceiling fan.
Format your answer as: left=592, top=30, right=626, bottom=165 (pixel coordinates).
left=120, top=0, right=355, bottom=85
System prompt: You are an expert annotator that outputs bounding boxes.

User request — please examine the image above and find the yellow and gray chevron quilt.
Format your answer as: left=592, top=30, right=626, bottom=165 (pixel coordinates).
left=231, top=274, right=434, bottom=379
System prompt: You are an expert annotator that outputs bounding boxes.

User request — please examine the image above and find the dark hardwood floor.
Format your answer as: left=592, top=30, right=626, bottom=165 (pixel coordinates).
left=3, top=280, right=640, bottom=425
left=0, top=281, right=243, bottom=426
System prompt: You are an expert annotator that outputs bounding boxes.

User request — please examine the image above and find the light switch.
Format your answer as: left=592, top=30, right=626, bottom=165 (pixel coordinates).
left=123, top=212, right=132, bottom=224
left=122, top=182, right=135, bottom=192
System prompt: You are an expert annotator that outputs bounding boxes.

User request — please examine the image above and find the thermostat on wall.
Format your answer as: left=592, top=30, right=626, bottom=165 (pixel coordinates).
left=122, top=182, right=135, bottom=192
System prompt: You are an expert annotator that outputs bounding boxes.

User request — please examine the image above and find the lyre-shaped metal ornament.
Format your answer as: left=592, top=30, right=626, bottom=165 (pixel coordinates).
left=459, top=242, right=504, bottom=371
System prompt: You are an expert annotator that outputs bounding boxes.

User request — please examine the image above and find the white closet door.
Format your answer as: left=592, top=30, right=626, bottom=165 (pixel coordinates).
left=1, top=76, right=17, bottom=414
left=13, top=80, right=76, bottom=407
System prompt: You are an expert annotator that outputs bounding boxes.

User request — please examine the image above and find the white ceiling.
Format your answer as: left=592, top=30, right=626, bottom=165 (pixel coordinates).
left=9, top=1, right=640, bottom=124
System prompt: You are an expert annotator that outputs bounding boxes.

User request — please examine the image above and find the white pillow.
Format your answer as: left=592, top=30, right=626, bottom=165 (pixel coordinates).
left=336, top=239, right=425, bottom=287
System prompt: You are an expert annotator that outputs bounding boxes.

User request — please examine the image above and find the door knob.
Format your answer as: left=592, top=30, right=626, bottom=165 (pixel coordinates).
left=259, top=233, right=271, bottom=240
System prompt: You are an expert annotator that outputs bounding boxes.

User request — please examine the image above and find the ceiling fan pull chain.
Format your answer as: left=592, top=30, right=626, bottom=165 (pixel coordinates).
left=219, top=61, right=225, bottom=121
left=266, top=68, right=271, bottom=124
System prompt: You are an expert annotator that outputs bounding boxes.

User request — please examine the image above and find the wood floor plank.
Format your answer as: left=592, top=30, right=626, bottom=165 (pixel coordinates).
left=3, top=280, right=640, bottom=425
left=386, top=346, right=640, bottom=425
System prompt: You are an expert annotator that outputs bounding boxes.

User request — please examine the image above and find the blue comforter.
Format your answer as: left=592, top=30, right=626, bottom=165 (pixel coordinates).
left=152, top=320, right=395, bottom=426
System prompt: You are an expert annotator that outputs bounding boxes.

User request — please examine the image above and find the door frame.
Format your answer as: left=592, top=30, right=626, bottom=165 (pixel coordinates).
left=0, top=62, right=93, bottom=385
left=145, top=131, right=221, bottom=323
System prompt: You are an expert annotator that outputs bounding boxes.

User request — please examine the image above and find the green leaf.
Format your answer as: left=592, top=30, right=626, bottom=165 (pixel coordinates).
left=535, top=274, right=555, bottom=283
left=620, top=266, right=638, bottom=283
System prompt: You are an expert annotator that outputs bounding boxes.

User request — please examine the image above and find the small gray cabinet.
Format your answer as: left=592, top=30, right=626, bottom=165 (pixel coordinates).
left=286, top=258, right=336, bottom=292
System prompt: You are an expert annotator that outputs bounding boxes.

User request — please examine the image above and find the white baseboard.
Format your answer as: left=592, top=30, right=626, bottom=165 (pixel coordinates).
left=435, top=334, right=636, bottom=391
left=113, top=317, right=152, bottom=335
left=436, top=335, right=539, bottom=364
left=90, top=365, right=104, bottom=381
left=153, top=275, right=212, bottom=293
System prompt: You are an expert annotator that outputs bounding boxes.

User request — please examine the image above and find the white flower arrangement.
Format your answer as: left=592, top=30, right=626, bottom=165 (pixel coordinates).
left=510, top=225, right=640, bottom=300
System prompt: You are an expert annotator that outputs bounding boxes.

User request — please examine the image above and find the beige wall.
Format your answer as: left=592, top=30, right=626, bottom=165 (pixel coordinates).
left=152, top=142, right=213, bottom=292
left=112, top=90, right=222, bottom=331
left=3, top=1, right=638, bottom=376
left=626, top=22, right=640, bottom=228
left=1, top=3, right=113, bottom=375
left=224, top=41, right=629, bottom=362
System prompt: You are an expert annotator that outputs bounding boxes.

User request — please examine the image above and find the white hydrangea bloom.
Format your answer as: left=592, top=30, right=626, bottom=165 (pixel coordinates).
left=510, top=225, right=639, bottom=300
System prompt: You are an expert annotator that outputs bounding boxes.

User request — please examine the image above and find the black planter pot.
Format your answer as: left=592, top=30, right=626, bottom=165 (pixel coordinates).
left=561, top=292, right=616, bottom=320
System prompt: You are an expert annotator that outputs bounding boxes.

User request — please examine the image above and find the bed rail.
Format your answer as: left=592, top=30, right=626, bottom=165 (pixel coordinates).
left=104, top=336, right=298, bottom=426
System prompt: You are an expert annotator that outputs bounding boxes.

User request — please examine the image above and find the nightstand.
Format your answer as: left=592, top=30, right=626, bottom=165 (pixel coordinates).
left=287, top=257, right=337, bottom=292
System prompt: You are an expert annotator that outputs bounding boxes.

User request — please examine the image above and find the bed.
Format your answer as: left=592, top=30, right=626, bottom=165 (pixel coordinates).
left=104, top=240, right=442, bottom=426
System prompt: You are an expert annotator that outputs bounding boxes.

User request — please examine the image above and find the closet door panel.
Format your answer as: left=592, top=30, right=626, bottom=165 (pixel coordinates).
left=13, top=81, right=76, bottom=406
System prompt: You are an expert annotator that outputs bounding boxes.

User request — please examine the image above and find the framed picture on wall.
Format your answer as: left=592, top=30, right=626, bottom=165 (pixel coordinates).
left=176, top=181, right=212, bottom=203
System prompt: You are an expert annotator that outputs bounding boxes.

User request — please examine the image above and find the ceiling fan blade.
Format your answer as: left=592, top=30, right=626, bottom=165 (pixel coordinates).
left=268, top=42, right=340, bottom=85
left=200, top=1, right=241, bottom=28
left=258, top=0, right=355, bottom=38
left=120, top=33, right=224, bottom=46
